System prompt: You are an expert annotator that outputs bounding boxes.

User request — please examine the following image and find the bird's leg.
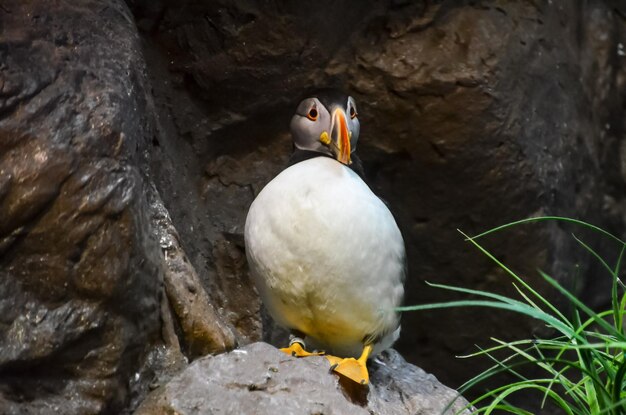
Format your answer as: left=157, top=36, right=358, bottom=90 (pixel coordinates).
left=326, top=344, right=372, bottom=385
left=280, top=335, right=325, bottom=357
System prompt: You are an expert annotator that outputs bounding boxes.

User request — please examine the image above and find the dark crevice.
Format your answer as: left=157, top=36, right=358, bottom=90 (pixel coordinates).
left=428, top=140, right=446, bottom=159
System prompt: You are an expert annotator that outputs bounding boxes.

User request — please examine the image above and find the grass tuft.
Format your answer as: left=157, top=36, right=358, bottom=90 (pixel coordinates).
left=399, top=216, right=626, bottom=414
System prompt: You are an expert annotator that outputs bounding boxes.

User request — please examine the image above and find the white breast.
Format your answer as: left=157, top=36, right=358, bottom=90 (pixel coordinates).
left=245, top=157, right=405, bottom=357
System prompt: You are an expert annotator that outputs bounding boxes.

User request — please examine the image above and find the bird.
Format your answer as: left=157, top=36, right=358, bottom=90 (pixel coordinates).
left=244, top=90, right=406, bottom=385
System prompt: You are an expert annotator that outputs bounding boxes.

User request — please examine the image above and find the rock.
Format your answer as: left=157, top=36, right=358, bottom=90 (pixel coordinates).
left=0, top=1, right=171, bottom=413
left=148, top=184, right=238, bottom=358
left=135, top=342, right=472, bottom=415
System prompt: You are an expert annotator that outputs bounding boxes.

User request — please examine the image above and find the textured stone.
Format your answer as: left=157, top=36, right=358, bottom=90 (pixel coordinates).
left=148, top=184, right=238, bottom=357
left=0, top=1, right=162, bottom=413
left=135, top=342, right=472, bottom=415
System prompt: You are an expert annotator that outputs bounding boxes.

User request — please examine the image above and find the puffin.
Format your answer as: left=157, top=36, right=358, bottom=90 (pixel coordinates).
left=244, top=90, right=406, bottom=385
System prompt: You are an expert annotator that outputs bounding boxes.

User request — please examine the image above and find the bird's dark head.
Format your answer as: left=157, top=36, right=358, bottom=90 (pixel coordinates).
left=290, top=90, right=360, bottom=165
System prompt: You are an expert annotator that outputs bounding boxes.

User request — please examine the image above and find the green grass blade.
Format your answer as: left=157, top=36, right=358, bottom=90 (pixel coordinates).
left=422, top=281, right=540, bottom=307
left=490, top=338, right=589, bottom=393
left=572, top=233, right=626, bottom=340
left=480, top=382, right=576, bottom=415
left=458, top=339, right=552, bottom=359
left=614, top=243, right=625, bottom=285
left=528, top=341, right=626, bottom=351
left=530, top=340, right=572, bottom=409
left=572, top=311, right=603, bottom=414
left=571, top=234, right=618, bottom=285
left=600, top=396, right=626, bottom=414
left=461, top=346, right=610, bottom=404
left=467, top=216, right=625, bottom=245
left=613, top=243, right=626, bottom=337
left=511, top=282, right=544, bottom=314
left=475, top=404, right=534, bottom=414
left=617, top=293, right=626, bottom=336
left=479, top=344, right=531, bottom=383
left=612, top=359, right=626, bottom=413
left=398, top=295, right=575, bottom=339
left=597, top=396, right=626, bottom=415
left=539, top=270, right=625, bottom=341
left=459, top=229, right=570, bottom=324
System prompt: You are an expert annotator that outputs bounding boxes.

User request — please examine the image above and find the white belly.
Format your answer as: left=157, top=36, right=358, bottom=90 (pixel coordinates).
left=244, top=157, right=405, bottom=357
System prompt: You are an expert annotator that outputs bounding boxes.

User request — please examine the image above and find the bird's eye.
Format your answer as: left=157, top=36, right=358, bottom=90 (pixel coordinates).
left=307, top=108, right=318, bottom=121
left=349, top=106, right=357, bottom=119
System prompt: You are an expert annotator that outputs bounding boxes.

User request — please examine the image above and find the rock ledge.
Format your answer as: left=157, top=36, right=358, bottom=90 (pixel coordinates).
left=136, top=342, right=471, bottom=415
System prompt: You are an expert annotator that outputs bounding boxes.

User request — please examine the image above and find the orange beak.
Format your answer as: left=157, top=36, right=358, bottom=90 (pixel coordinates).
left=330, top=108, right=351, bottom=165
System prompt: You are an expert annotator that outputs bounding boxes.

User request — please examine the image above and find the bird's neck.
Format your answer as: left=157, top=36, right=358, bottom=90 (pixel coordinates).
left=287, top=149, right=366, bottom=180
left=287, top=149, right=333, bottom=167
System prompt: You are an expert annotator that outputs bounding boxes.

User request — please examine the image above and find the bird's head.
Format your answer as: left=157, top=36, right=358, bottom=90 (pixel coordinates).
left=290, top=90, right=360, bottom=165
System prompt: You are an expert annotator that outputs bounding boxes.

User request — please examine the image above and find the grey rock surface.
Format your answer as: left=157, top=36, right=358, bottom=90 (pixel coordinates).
left=136, top=342, right=471, bottom=415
